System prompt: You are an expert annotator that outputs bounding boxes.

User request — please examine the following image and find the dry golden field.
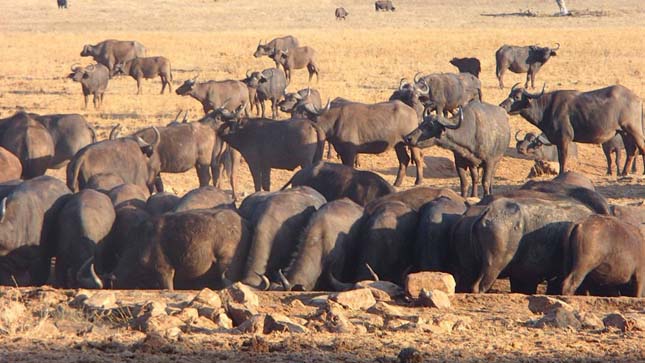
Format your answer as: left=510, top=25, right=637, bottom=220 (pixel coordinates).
left=0, top=1, right=644, bottom=362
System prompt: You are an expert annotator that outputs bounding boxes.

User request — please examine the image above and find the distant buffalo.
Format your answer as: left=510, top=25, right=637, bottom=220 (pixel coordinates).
left=68, top=63, right=110, bottom=110
left=80, top=39, right=146, bottom=72
left=449, top=57, right=481, bottom=78
left=113, top=56, right=173, bottom=95
left=375, top=0, right=395, bottom=11
left=335, top=7, right=349, bottom=20
left=495, top=43, right=559, bottom=89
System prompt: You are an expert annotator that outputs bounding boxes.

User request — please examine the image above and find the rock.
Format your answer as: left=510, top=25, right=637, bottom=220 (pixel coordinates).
left=226, top=302, right=258, bottom=326
left=527, top=296, right=574, bottom=314
left=0, top=300, right=26, bottom=334
left=405, top=272, right=455, bottom=298
left=417, top=289, right=451, bottom=309
left=54, top=320, right=93, bottom=336
left=213, top=311, right=233, bottom=329
left=188, top=316, right=221, bottom=333
left=289, top=299, right=305, bottom=309
left=533, top=306, right=581, bottom=330
left=386, top=318, right=420, bottom=332
left=318, top=302, right=355, bottom=333
left=137, top=301, right=167, bottom=318
left=236, top=314, right=266, bottom=334
left=367, top=302, right=418, bottom=322
left=579, top=312, right=604, bottom=330
left=174, top=307, right=199, bottom=324
left=34, top=319, right=60, bottom=337
left=133, top=314, right=184, bottom=334
left=190, top=288, right=221, bottom=310
left=264, top=313, right=308, bottom=334
left=330, top=288, right=376, bottom=310
left=222, top=282, right=259, bottom=308
left=603, top=313, right=636, bottom=332
left=307, top=295, right=329, bottom=306
left=398, top=347, right=423, bottom=363
left=84, top=291, right=117, bottom=310
left=355, top=280, right=403, bottom=301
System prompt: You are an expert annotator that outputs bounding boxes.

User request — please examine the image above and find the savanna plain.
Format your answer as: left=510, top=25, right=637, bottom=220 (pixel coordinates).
left=0, top=0, right=644, bottom=362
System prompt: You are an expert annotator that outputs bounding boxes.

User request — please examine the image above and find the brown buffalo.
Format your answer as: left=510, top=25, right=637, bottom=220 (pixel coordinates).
left=113, top=56, right=173, bottom=95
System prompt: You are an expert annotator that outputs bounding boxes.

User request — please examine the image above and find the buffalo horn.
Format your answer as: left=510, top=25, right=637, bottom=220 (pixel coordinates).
left=173, top=110, right=182, bottom=123
left=76, top=257, right=103, bottom=289
left=246, top=69, right=253, bottom=79
left=328, top=271, right=354, bottom=291
left=221, top=271, right=233, bottom=287
left=365, top=263, right=379, bottom=281
left=437, top=106, right=463, bottom=130
left=536, top=133, right=553, bottom=145
left=150, top=126, right=161, bottom=148
left=523, top=83, right=546, bottom=99
left=415, top=79, right=430, bottom=95
left=85, top=64, right=95, bottom=72
left=277, top=269, right=291, bottom=291
left=413, top=72, right=424, bottom=84
left=306, top=87, right=311, bottom=97
left=510, top=82, right=522, bottom=92
left=70, top=63, right=81, bottom=72
left=514, top=130, right=524, bottom=142
left=399, top=78, right=408, bottom=91
left=0, top=197, right=6, bottom=223
left=255, top=272, right=271, bottom=291
left=553, top=42, right=560, bottom=50
left=293, top=92, right=303, bottom=100
left=109, top=124, right=122, bottom=140
left=182, top=110, right=189, bottom=123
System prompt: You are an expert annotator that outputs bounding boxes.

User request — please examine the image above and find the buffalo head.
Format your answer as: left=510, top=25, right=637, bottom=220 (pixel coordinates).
left=529, top=43, right=560, bottom=61
left=499, top=83, right=545, bottom=114
left=298, top=98, right=331, bottom=120
left=404, top=107, right=463, bottom=147
left=68, top=63, right=96, bottom=82
left=134, top=126, right=160, bottom=157
left=80, top=44, right=96, bottom=57
left=243, top=69, right=268, bottom=88
left=175, top=74, right=199, bottom=96
left=253, top=40, right=272, bottom=58
left=515, top=131, right=552, bottom=157
left=204, top=103, right=246, bottom=130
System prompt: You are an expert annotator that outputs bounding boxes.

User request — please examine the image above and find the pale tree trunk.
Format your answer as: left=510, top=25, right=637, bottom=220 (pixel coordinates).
left=556, top=0, right=570, bottom=15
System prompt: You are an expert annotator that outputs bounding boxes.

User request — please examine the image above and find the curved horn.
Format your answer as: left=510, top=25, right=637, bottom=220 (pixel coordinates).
left=413, top=72, right=424, bottom=84
left=523, top=83, right=546, bottom=99
left=150, top=126, right=161, bottom=148
left=109, top=124, right=122, bottom=140
left=76, top=257, right=103, bottom=289
left=246, top=69, right=253, bottom=79
left=553, top=42, right=560, bottom=50
left=399, top=78, right=408, bottom=91
left=365, top=263, right=379, bottom=281
left=293, top=92, right=303, bottom=100
left=182, top=110, right=189, bottom=123
left=277, top=269, right=291, bottom=291
left=192, top=72, right=200, bottom=81
left=437, top=106, right=463, bottom=130
left=415, top=79, right=430, bottom=95
left=514, top=130, right=524, bottom=142
left=536, top=133, right=553, bottom=145
left=70, top=63, right=81, bottom=72
left=255, top=273, right=270, bottom=291
left=257, top=39, right=262, bottom=46
left=510, top=82, right=522, bottom=92
left=328, top=271, right=354, bottom=292
left=85, top=64, right=95, bottom=72
left=0, top=197, right=6, bottom=223
left=306, top=87, right=311, bottom=97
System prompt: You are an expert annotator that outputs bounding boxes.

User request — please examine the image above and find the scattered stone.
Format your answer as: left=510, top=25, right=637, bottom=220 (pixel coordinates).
left=235, top=314, right=266, bottom=334
left=213, top=311, right=233, bottom=329
left=84, top=291, right=117, bottom=310
left=398, top=347, right=423, bottom=363
left=387, top=318, right=420, bottom=332
left=226, top=302, right=258, bottom=326
left=0, top=300, right=26, bottom=334
left=241, top=335, right=269, bottom=353
left=264, top=313, right=308, bottom=334
left=307, top=295, right=329, bottom=306
left=138, top=301, right=167, bottom=318
left=330, top=288, right=376, bottom=310
left=188, top=316, right=221, bottom=333
left=133, top=313, right=184, bottom=335
left=174, top=307, right=199, bottom=324
left=355, top=280, right=403, bottom=301
left=533, top=306, right=581, bottom=330
left=527, top=296, right=574, bottom=314
left=190, top=288, right=221, bottom=310
left=221, top=282, right=259, bottom=308
left=603, top=313, right=636, bottom=332
left=405, top=272, right=456, bottom=298
left=367, top=302, right=418, bottom=321
left=417, top=289, right=451, bottom=309
left=579, top=312, right=604, bottom=330
left=34, top=319, right=60, bottom=337
left=318, top=302, right=355, bottom=333
left=54, top=320, right=93, bottom=336
left=289, top=299, right=305, bottom=309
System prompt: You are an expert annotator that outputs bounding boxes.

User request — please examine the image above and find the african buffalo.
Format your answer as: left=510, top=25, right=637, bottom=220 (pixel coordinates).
left=519, top=179, right=610, bottom=215
left=281, top=162, right=394, bottom=206
left=68, top=63, right=110, bottom=109
left=0, top=147, right=22, bottom=183
left=449, top=57, right=481, bottom=78
left=0, top=176, right=70, bottom=286
left=80, top=39, right=146, bottom=72
left=335, top=7, right=349, bottom=20
left=145, top=192, right=180, bottom=216
left=601, top=133, right=642, bottom=175
left=561, top=215, right=644, bottom=297
left=57, top=0, right=67, bottom=9
left=280, top=198, right=364, bottom=291
left=85, top=173, right=125, bottom=193
left=515, top=131, right=578, bottom=163
left=240, top=187, right=326, bottom=289
left=108, top=183, right=149, bottom=209
left=364, top=186, right=465, bottom=215
left=278, top=88, right=322, bottom=118
left=412, top=72, right=482, bottom=116
left=0, top=112, right=54, bottom=179
left=214, top=106, right=326, bottom=192
left=173, top=186, right=234, bottom=212
left=271, top=46, right=319, bottom=83
left=302, top=99, right=423, bottom=187
left=175, top=76, right=250, bottom=115
left=30, top=113, right=96, bottom=169
left=66, top=126, right=161, bottom=193
left=54, top=189, right=115, bottom=288
left=495, top=43, right=559, bottom=89
left=113, top=56, right=173, bottom=95
left=389, top=79, right=425, bottom=119
left=253, top=36, right=300, bottom=70
left=500, top=84, right=645, bottom=175
left=405, top=102, right=510, bottom=197
left=243, top=68, right=287, bottom=119
left=375, top=0, right=395, bottom=11
left=102, top=208, right=252, bottom=290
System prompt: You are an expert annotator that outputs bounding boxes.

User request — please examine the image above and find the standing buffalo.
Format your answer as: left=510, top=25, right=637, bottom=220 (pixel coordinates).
left=113, top=56, right=173, bottom=95
left=243, top=68, right=287, bottom=119
left=253, top=36, right=300, bottom=70
left=561, top=215, right=644, bottom=297
left=57, top=0, right=67, bottom=9
left=68, top=63, right=110, bottom=109
left=500, top=84, right=645, bottom=175
left=271, top=46, right=319, bottom=83
left=0, top=112, right=54, bottom=179
left=0, top=147, right=22, bottom=183
left=335, top=7, right=349, bottom=20
left=214, top=107, right=326, bottom=192
left=449, top=57, right=481, bottom=78
left=412, top=72, right=482, bottom=116
left=601, top=133, right=642, bottom=175
left=66, top=126, right=161, bottom=193
left=405, top=102, right=510, bottom=197
left=281, top=162, right=394, bottom=206
left=279, top=88, right=322, bottom=118
left=375, top=0, right=396, bottom=11
left=30, top=113, right=96, bottom=169
left=80, top=39, right=146, bottom=72
left=0, top=176, right=71, bottom=286
left=495, top=44, right=559, bottom=89
left=302, top=100, right=423, bottom=187
left=175, top=76, right=250, bottom=115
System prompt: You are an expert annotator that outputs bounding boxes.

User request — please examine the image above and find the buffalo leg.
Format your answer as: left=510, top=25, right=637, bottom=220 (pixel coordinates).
left=482, top=163, right=496, bottom=196
left=410, top=146, right=423, bottom=185
left=93, top=94, right=99, bottom=110
left=473, top=251, right=508, bottom=293
left=83, top=94, right=89, bottom=109
left=557, top=141, right=571, bottom=174
left=524, top=72, right=531, bottom=89
left=603, top=148, right=613, bottom=175
left=196, top=164, right=211, bottom=187
left=261, top=166, right=271, bottom=191
left=155, top=175, right=165, bottom=193
left=338, top=148, right=357, bottom=168
left=497, top=68, right=505, bottom=89
left=136, top=78, right=142, bottom=95
left=260, top=100, right=266, bottom=118
left=393, top=143, right=410, bottom=187
left=326, top=141, right=333, bottom=160
left=456, top=166, right=469, bottom=197
left=469, top=166, right=480, bottom=198
left=228, top=149, right=240, bottom=201
left=271, top=99, right=277, bottom=119
left=248, top=161, right=263, bottom=192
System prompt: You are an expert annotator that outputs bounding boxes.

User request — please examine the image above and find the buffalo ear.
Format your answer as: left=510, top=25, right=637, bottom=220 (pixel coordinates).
left=141, top=145, right=154, bottom=157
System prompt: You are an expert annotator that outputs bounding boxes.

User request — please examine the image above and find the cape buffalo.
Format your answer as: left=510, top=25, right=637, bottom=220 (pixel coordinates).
left=145, top=192, right=180, bottom=216
left=85, top=173, right=125, bottom=193
left=515, top=131, right=578, bottom=163
left=389, top=79, right=425, bottom=119
left=68, top=63, right=110, bottom=109
left=80, top=39, right=146, bottom=72
left=412, top=72, right=482, bottom=116
left=66, top=126, right=161, bottom=193
left=280, top=198, right=364, bottom=291
left=335, top=7, right=349, bottom=20
left=449, top=57, right=481, bottom=78
left=108, top=183, right=149, bottom=209
left=519, top=179, right=610, bottom=215
left=0, top=176, right=70, bottom=286
left=57, top=0, right=67, bottom=9
left=173, top=186, right=234, bottom=212
left=364, top=186, right=465, bottom=215
left=405, top=102, right=510, bottom=197
left=271, top=46, right=319, bottom=83
left=0, top=147, right=22, bottom=183
left=0, top=112, right=54, bottom=179
left=375, top=0, right=395, bottom=11
left=561, top=215, right=644, bottom=297
left=495, top=44, right=559, bottom=89
left=214, top=106, right=326, bottom=192
left=54, top=189, right=115, bottom=288
left=176, top=76, right=250, bottom=115
left=302, top=99, right=423, bottom=187
left=243, top=68, right=287, bottom=119
left=279, top=88, right=322, bottom=118
left=29, top=113, right=96, bottom=169
left=113, top=56, right=173, bottom=95
left=281, top=162, right=394, bottom=206
left=601, top=133, right=642, bottom=175
left=240, top=187, right=326, bottom=289
left=254, top=36, right=300, bottom=70
left=500, top=84, right=645, bottom=175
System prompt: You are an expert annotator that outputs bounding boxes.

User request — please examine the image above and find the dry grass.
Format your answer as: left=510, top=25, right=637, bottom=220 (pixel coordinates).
left=0, top=0, right=643, bottom=199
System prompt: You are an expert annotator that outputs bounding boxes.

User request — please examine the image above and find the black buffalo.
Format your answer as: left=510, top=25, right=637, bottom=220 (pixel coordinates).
left=449, top=57, right=481, bottom=78
left=495, top=43, right=559, bottom=89
left=80, top=39, right=146, bottom=72
left=243, top=68, right=287, bottom=119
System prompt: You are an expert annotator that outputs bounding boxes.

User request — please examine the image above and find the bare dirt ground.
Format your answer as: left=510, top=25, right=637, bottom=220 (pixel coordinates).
left=0, top=0, right=644, bottom=361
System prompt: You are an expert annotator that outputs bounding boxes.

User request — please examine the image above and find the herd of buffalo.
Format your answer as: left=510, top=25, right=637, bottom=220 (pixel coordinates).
left=0, top=31, right=643, bottom=298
